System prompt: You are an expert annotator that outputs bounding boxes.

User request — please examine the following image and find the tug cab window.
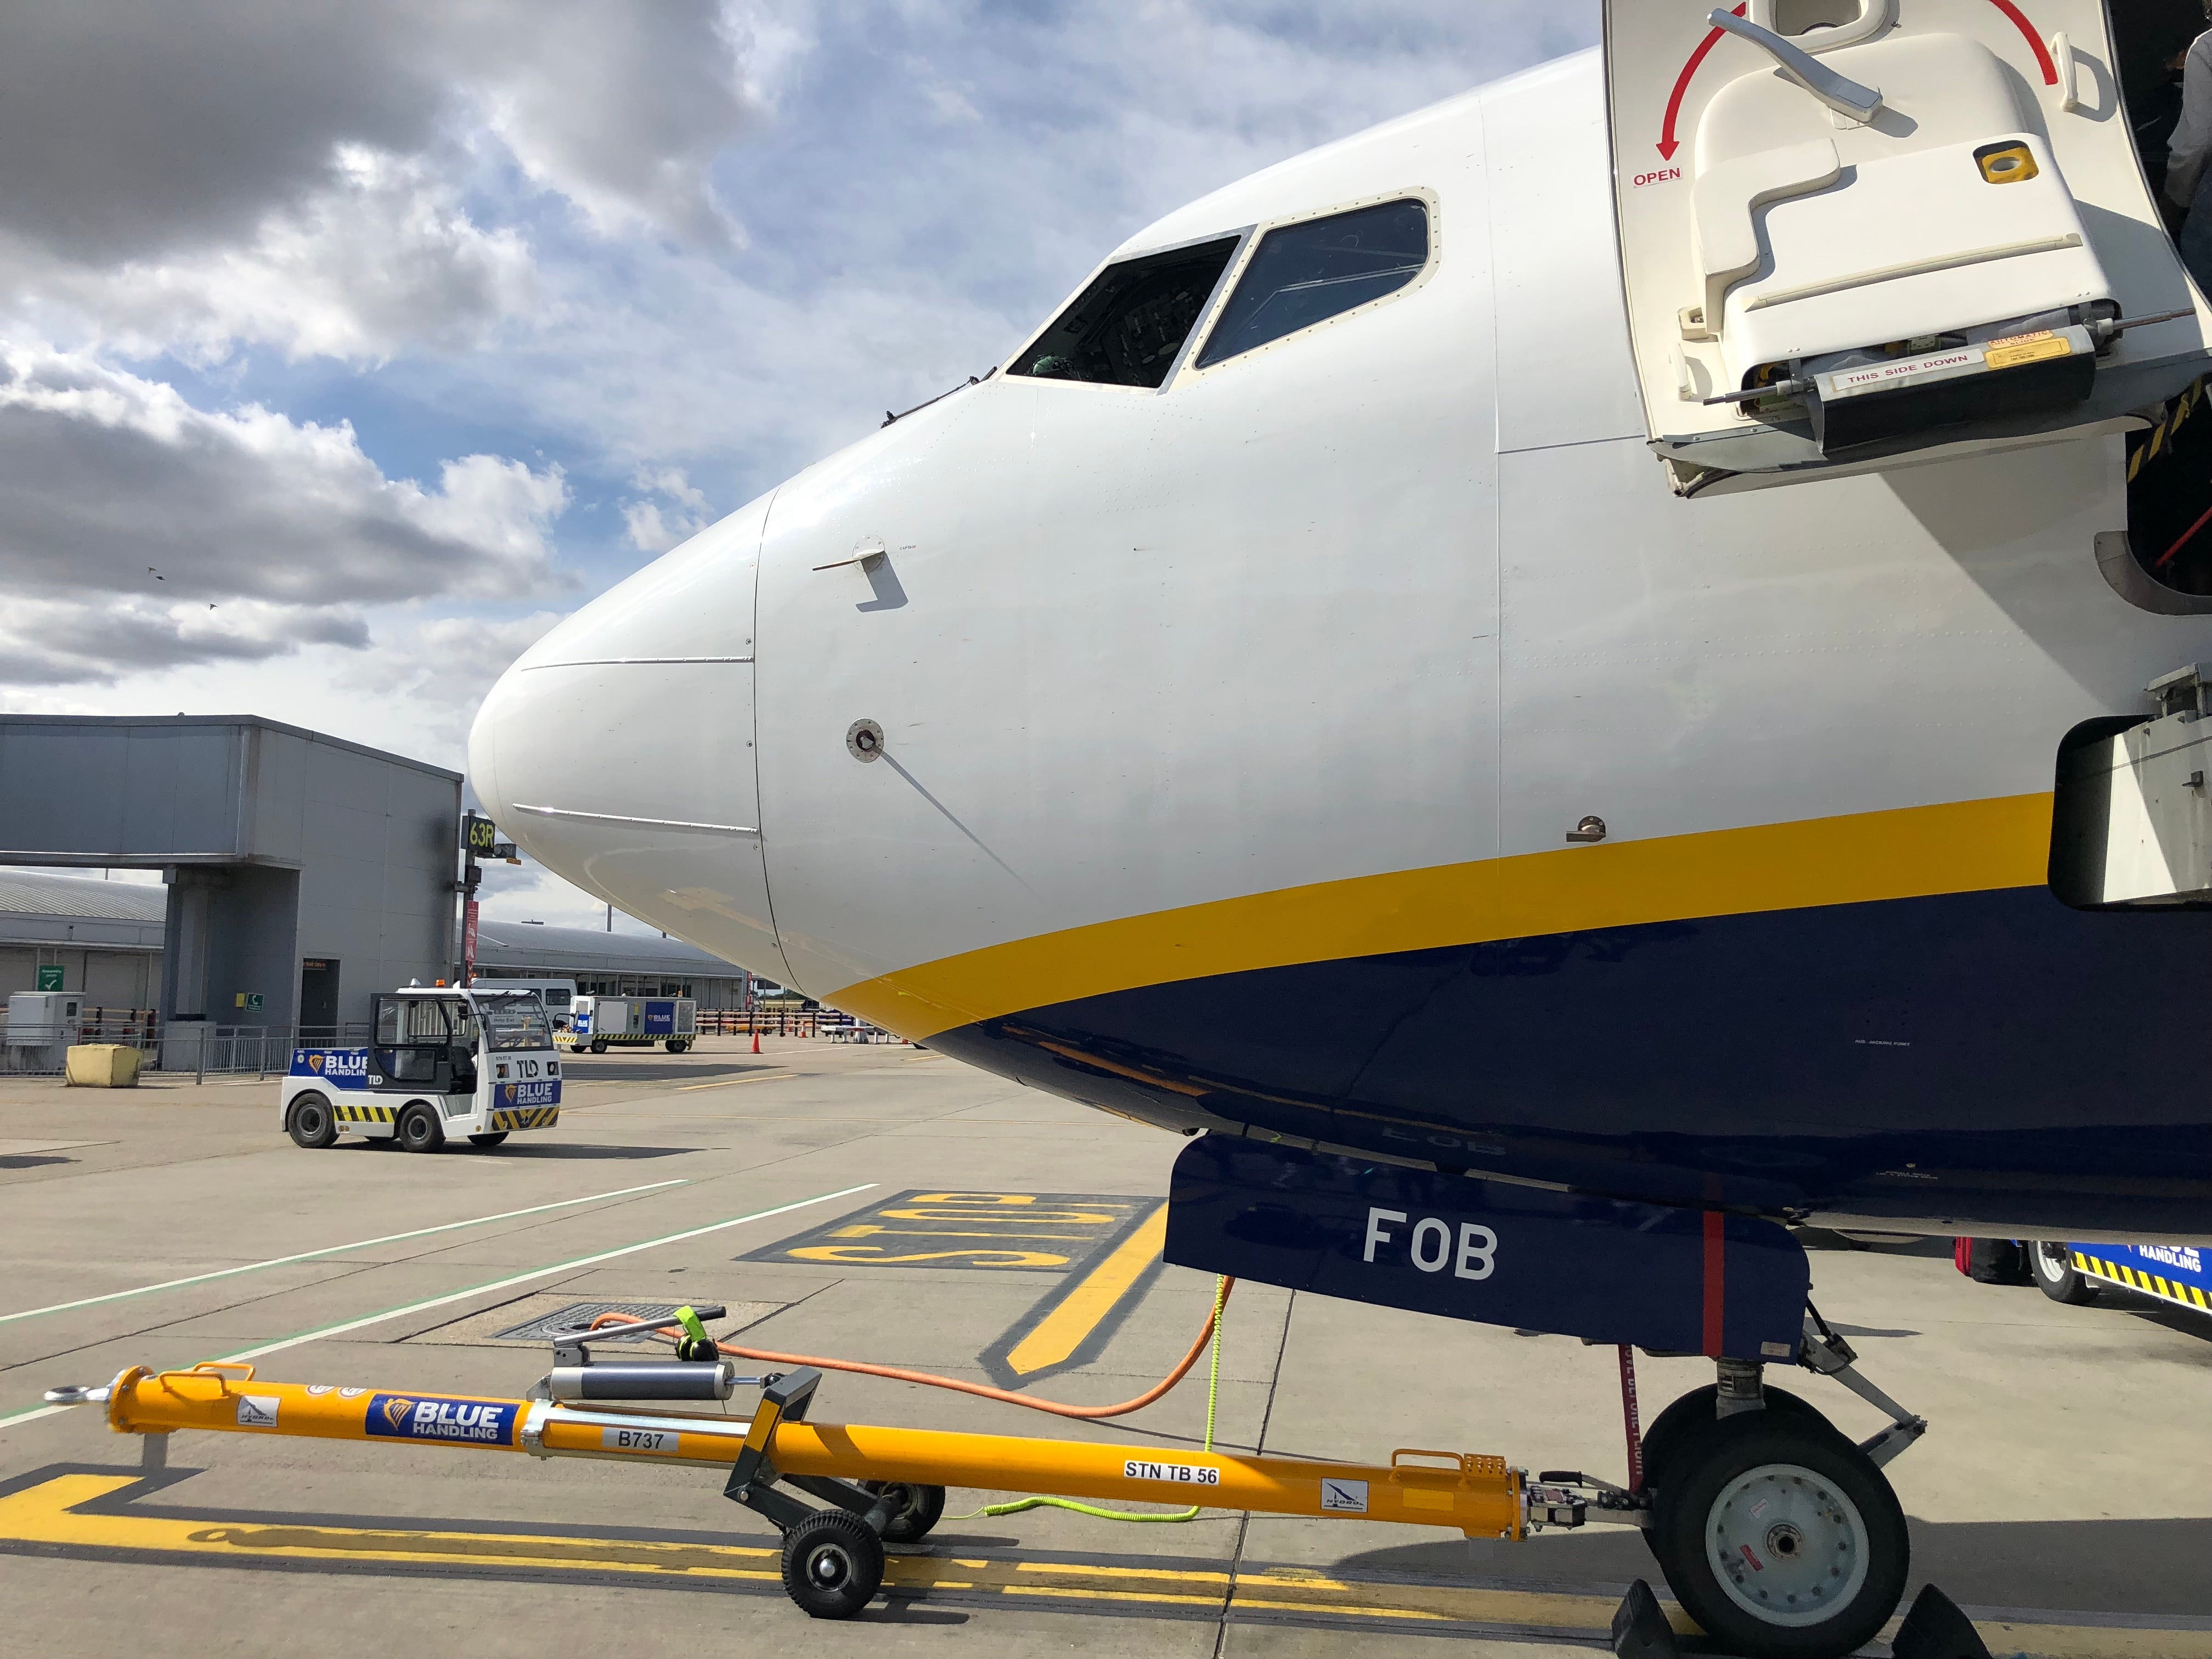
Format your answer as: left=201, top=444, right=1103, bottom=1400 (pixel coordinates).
left=1009, top=236, right=1240, bottom=388
left=483, top=994, right=550, bottom=1052
left=1195, top=199, right=1428, bottom=368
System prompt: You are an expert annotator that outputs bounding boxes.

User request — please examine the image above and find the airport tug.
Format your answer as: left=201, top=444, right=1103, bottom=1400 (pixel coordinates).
left=280, top=986, right=561, bottom=1153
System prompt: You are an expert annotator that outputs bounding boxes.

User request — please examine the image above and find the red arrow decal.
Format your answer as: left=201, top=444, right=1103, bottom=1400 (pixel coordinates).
left=1657, top=0, right=2054, bottom=163
left=1660, top=3, right=1746, bottom=161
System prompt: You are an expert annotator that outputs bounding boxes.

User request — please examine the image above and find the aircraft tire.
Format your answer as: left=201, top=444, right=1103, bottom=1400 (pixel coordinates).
left=780, top=1509, right=883, bottom=1618
left=396, top=1103, right=445, bottom=1153
left=286, top=1094, right=339, bottom=1149
left=2032, top=1241, right=2096, bottom=1304
left=1639, top=1384, right=1841, bottom=1503
left=860, top=1480, right=946, bottom=1542
left=1649, top=1414, right=1907, bottom=1659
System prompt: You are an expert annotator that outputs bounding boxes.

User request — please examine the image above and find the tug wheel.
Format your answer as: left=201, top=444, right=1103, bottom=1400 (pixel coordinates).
left=1649, top=1415, right=1907, bottom=1659
left=467, top=1132, right=509, bottom=1148
left=2033, top=1241, right=2096, bottom=1305
left=590, top=1039, right=608, bottom=1053
left=664, top=1038, right=690, bottom=1053
left=861, top=1480, right=946, bottom=1542
left=780, top=1509, right=883, bottom=1618
left=396, top=1103, right=445, bottom=1153
left=286, top=1094, right=339, bottom=1149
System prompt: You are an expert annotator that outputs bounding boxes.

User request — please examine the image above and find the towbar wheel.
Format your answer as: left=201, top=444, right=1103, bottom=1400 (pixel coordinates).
left=780, top=1508, right=884, bottom=1618
left=860, top=1480, right=946, bottom=1543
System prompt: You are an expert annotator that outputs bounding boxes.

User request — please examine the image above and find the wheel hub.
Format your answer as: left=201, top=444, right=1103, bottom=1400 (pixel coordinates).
left=809, top=1544, right=851, bottom=1588
left=1706, top=1462, right=1871, bottom=1629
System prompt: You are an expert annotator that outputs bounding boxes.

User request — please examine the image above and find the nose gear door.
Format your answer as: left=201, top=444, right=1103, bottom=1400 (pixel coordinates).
left=1606, top=0, right=2212, bottom=493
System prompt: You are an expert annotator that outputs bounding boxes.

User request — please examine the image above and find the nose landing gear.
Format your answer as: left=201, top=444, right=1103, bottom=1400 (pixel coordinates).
left=1633, top=1309, right=1927, bottom=1659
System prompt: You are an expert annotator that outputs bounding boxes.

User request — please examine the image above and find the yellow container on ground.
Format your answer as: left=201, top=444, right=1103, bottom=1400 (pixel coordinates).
left=65, top=1045, right=143, bottom=1087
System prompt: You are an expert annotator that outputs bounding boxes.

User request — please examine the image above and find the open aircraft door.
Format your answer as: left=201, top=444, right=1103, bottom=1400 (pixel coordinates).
left=1606, top=0, right=2212, bottom=493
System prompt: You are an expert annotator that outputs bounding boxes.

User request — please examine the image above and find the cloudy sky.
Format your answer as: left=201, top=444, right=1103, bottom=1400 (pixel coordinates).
left=0, top=2, right=1594, bottom=930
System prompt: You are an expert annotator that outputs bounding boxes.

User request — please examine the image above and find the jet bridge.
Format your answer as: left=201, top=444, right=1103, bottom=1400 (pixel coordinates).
left=1606, top=0, right=2212, bottom=491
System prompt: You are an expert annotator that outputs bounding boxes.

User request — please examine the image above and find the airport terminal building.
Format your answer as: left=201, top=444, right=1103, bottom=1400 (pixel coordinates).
left=472, top=917, right=756, bottom=1008
left=0, top=870, right=756, bottom=1014
left=0, top=716, right=758, bottom=1042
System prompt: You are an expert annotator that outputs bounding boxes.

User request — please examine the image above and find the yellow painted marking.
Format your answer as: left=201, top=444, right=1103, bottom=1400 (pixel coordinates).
left=825, top=794, right=2055, bottom=1039
left=3, top=1473, right=2203, bottom=1652
left=827, top=1225, right=1100, bottom=1242
left=999, top=1584, right=1226, bottom=1608
left=751, top=1190, right=1143, bottom=1274
left=675, top=1072, right=796, bottom=1092
left=1005, top=1206, right=1169, bottom=1377
left=0, top=1474, right=780, bottom=1582
left=786, top=1245, right=1072, bottom=1267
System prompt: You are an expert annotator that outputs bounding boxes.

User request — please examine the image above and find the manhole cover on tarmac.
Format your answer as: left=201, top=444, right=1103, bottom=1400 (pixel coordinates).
left=403, top=1293, right=782, bottom=1348
left=495, top=1300, right=691, bottom=1344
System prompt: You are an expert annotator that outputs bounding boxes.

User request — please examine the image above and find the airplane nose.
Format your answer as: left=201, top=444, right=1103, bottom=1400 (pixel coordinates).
left=467, top=494, right=789, bottom=984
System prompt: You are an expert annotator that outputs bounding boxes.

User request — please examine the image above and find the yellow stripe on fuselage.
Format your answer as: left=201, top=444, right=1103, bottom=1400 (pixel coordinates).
left=830, top=793, right=2054, bottom=1041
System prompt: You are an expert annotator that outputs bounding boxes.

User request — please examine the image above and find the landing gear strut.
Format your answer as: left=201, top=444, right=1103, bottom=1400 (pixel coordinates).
left=1635, top=1308, right=1927, bottom=1659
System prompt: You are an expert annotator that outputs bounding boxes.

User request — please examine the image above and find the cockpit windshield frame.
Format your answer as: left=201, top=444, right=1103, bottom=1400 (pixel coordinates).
left=1182, top=189, right=1438, bottom=379
left=1005, top=225, right=1254, bottom=396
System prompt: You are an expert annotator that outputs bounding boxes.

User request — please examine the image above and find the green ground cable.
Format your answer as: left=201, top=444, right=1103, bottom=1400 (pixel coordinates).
left=952, top=1274, right=1229, bottom=1525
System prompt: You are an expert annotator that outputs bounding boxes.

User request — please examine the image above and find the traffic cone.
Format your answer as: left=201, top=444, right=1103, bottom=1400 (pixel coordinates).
left=751, top=1028, right=760, bottom=1055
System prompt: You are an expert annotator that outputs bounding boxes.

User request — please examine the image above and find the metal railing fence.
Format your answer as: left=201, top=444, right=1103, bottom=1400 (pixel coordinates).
left=0, top=1015, right=377, bottom=1080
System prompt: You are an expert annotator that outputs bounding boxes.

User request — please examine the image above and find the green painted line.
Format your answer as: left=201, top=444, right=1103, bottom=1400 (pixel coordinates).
left=0, top=1180, right=692, bottom=1327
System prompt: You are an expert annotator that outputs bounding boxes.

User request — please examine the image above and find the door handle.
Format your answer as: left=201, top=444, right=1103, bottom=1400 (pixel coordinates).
left=814, top=537, right=888, bottom=573
left=1709, top=8, right=1882, bottom=123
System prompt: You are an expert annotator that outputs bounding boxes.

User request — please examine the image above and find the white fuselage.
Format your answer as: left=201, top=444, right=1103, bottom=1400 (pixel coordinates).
left=469, top=47, right=2212, bottom=1236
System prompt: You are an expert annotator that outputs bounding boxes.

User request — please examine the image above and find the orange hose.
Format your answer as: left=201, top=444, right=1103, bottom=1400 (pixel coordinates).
left=588, top=1278, right=1233, bottom=1420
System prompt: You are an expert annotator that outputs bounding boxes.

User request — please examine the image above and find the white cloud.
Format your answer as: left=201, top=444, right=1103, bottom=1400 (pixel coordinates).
left=470, top=2, right=758, bottom=247
left=0, top=595, right=368, bottom=688
left=0, top=343, right=568, bottom=679
left=0, top=2, right=764, bottom=366
left=336, top=609, right=566, bottom=754
left=13, top=148, right=539, bottom=365
left=622, top=465, right=714, bottom=552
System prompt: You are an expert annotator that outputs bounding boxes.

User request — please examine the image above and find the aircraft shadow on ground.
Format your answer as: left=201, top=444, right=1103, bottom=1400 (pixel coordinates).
left=482, top=1144, right=697, bottom=1159
left=560, top=1063, right=766, bottom=1084
left=1795, top=1227, right=1954, bottom=1260
left=1334, top=1514, right=2212, bottom=1618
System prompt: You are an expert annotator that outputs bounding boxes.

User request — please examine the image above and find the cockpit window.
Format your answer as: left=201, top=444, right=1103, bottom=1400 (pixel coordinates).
left=1009, top=237, right=1240, bottom=388
left=1195, top=200, right=1429, bottom=368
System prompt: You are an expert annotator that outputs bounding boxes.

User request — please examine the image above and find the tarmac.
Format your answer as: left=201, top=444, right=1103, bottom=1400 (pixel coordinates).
left=0, top=1036, right=2206, bottom=1658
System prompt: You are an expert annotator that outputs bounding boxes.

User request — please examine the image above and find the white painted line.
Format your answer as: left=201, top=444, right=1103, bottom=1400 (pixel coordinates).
left=0, top=1182, right=877, bottom=1434
left=0, top=1139, right=114, bottom=1156
left=0, top=1180, right=692, bottom=1327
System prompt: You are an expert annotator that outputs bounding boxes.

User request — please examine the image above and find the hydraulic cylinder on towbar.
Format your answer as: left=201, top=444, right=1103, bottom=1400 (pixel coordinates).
left=67, top=1361, right=1528, bottom=1538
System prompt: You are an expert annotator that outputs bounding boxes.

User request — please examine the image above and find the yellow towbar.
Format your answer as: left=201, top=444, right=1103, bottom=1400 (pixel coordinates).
left=50, top=1356, right=1587, bottom=1620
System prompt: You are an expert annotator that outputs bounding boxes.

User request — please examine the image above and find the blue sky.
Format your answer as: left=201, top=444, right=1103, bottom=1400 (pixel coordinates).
left=0, top=2, right=1595, bottom=928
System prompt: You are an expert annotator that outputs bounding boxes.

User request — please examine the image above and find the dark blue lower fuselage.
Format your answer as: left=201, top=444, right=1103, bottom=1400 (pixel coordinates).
left=929, top=887, right=2212, bottom=1238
